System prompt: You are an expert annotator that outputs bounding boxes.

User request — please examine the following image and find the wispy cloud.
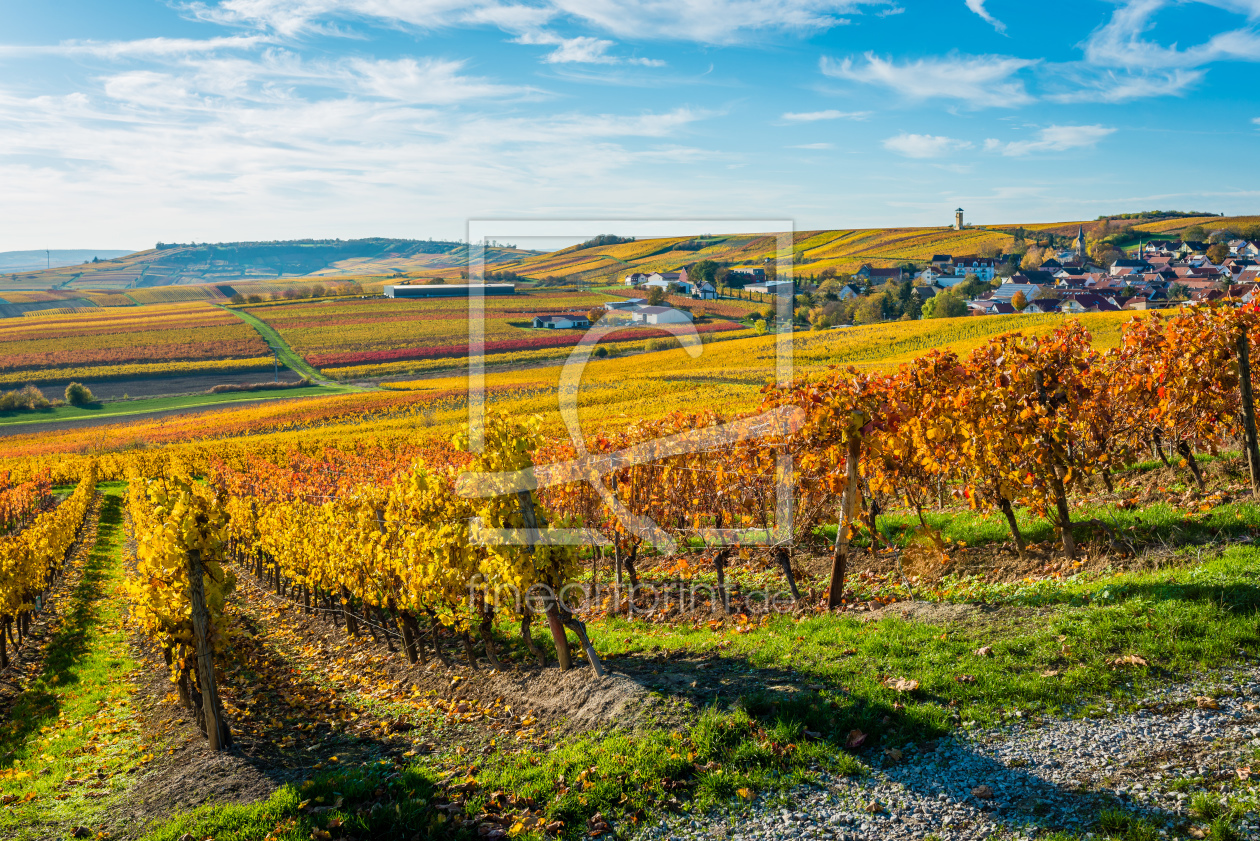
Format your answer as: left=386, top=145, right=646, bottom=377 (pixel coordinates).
left=1082, top=0, right=1260, bottom=70
left=190, top=0, right=879, bottom=44
left=348, top=57, right=527, bottom=102
left=964, top=0, right=1006, bottom=34
left=882, top=132, right=971, bottom=158
left=515, top=32, right=617, bottom=64
left=513, top=31, right=664, bottom=65
left=0, top=35, right=268, bottom=59
left=780, top=109, right=870, bottom=121
left=1045, top=68, right=1204, bottom=102
left=789, top=142, right=833, bottom=149
left=821, top=52, right=1037, bottom=108
left=983, top=124, right=1115, bottom=156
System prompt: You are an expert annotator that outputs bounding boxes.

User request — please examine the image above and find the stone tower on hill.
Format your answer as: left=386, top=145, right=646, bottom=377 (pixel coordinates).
left=1074, top=224, right=1086, bottom=257
left=954, top=208, right=964, bottom=231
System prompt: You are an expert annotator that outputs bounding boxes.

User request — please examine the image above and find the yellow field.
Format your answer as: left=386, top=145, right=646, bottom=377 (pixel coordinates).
left=1131, top=215, right=1260, bottom=235
left=125, top=286, right=225, bottom=305
left=491, top=227, right=1024, bottom=282
left=383, top=310, right=1139, bottom=439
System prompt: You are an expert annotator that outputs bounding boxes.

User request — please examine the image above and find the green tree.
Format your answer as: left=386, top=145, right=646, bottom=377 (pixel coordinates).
left=954, top=275, right=994, bottom=300
left=926, top=291, right=967, bottom=319
left=1021, top=247, right=1045, bottom=269
left=906, top=289, right=924, bottom=319
left=64, top=382, right=95, bottom=407
left=854, top=294, right=887, bottom=325
left=1207, top=243, right=1230, bottom=264
left=1181, top=225, right=1208, bottom=242
left=646, top=286, right=666, bottom=306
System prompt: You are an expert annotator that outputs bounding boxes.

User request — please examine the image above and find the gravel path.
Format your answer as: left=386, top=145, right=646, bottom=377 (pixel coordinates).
left=639, top=668, right=1260, bottom=840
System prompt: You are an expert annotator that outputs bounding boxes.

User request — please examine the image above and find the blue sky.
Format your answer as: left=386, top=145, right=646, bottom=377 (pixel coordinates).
left=1, top=0, right=1258, bottom=250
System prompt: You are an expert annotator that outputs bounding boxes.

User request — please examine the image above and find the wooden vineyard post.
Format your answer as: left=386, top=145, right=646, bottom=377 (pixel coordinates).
left=1238, top=329, right=1260, bottom=495
left=827, top=433, right=861, bottom=609
left=516, top=490, right=572, bottom=671
left=186, top=549, right=231, bottom=750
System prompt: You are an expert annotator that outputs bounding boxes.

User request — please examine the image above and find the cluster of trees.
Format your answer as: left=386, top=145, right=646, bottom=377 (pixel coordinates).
left=0, top=382, right=94, bottom=412
left=577, top=234, right=635, bottom=250
left=1101, top=210, right=1220, bottom=221
left=229, top=281, right=364, bottom=305
left=794, top=274, right=995, bottom=328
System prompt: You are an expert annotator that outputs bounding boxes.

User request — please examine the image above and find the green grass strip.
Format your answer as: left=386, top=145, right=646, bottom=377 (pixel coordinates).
left=0, top=484, right=148, bottom=841
left=0, top=385, right=359, bottom=428
left=218, top=306, right=338, bottom=384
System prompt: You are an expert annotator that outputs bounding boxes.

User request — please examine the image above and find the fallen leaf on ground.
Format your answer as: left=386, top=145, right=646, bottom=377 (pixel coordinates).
left=1110, top=655, right=1148, bottom=667
left=846, top=730, right=867, bottom=750
left=971, top=785, right=994, bottom=799
left=885, top=678, right=919, bottom=692
left=1040, top=669, right=1060, bottom=677
left=974, top=646, right=993, bottom=657
left=884, top=748, right=903, bottom=761
left=954, top=674, right=977, bottom=684
left=1196, top=696, right=1220, bottom=710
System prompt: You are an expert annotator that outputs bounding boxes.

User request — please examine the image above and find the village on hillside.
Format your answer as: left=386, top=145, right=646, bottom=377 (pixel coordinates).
left=610, top=217, right=1260, bottom=330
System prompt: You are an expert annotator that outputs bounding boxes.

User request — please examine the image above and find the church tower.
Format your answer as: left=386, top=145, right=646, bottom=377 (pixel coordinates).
left=954, top=208, right=964, bottom=231
left=1074, top=224, right=1086, bottom=257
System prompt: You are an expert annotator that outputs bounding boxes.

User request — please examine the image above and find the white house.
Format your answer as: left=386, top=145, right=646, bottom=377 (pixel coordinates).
left=952, top=258, right=998, bottom=282
left=532, top=314, right=590, bottom=329
left=631, top=306, right=693, bottom=325
left=645, top=272, right=694, bottom=295
left=696, top=282, right=716, bottom=300
left=624, top=273, right=649, bottom=286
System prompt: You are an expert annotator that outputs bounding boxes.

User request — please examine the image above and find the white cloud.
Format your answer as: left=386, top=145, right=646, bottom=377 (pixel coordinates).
left=0, top=53, right=726, bottom=250
left=0, top=35, right=268, bottom=59
left=1083, top=0, right=1260, bottom=70
left=348, top=57, right=525, bottom=102
left=190, top=0, right=877, bottom=44
left=790, top=142, right=833, bottom=149
left=780, top=108, right=870, bottom=121
left=513, top=31, right=664, bottom=65
left=882, top=132, right=971, bottom=158
left=964, top=0, right=1005, bottom=34
left=821, top=52, right=1036, bottom=108
left=984, top=124, right=1115, bottom=156
left=1046, top=68, right=1204, bottom=102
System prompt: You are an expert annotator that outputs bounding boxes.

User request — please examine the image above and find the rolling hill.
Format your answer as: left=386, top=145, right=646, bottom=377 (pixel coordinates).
left=0, top=238, right=540, bottom=292
left=482, top=213, right=1249, bottom=283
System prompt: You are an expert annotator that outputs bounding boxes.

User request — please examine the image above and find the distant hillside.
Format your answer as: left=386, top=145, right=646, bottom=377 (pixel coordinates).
left=491, top=214, right=1258, bottom=282
left=0, top=250, right=134, bottom=272
left=0, top=238, right=539, bottom=291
